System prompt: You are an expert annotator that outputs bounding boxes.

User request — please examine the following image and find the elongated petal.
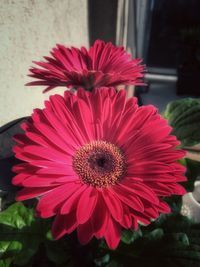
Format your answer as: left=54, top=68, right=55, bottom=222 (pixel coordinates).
left=102, top=189, right=123, bottom=222
left=76, top=187, right=97, bottom=224
left=36, top=183, right=81, bottom=218
left=52, top=210, right=77, bottom=240
left=104, top=216, right=121, bottom=249
left=77, top=220, right=94, bottom=245
left=26, top=40, right=145, bottom=92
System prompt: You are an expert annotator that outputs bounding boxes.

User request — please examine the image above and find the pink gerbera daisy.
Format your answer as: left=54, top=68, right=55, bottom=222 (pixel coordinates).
left=26, top=40, right=145, bottom=93
left=13, top=88, right=186, bottom=249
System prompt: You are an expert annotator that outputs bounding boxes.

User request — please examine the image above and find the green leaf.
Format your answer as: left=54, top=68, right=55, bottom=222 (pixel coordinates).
left=121, top=229, right=142, bottom=244
left=163, top=98, right=200, bottom=191
left=0, top=202, right=40, bottom=266
left=94, top=254, right=110, bottom=266
left=45, top=239, right=71, bottom=265
left=146, top=228, right=164, bottom=241
left=14, top=239, right=39, bottom=266
left=45, top=229, right=54, bottom=241
left=0, top=202, right=33, bottom=229
left=164, top=232, right=190, bottom=247
left=163, top=98, right=200, bottom=147
left=0, top=259, right=12, bottom=267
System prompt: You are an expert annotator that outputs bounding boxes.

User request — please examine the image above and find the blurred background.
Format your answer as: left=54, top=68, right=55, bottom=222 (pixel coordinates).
left=89, top=0, right=200, bottom=109
left=0, top=0, right=88, bottom=125
left=0, top=0, right=200, bottom=124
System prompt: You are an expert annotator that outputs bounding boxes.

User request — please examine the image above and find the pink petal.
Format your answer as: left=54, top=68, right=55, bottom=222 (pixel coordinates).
left=120, top=204, right=132, bottom=228
left=91, top=193, right=109, bottom=238
left=36, top=165, right=73, bottom=175
left=52, top=210, right=77, bottom=240
left=119, top=180, right=159, bottom=204
left=127, top=161, right=173, bottom=176
left=77, top=220, right=94, bottom=245
left=76, top=187, right=97, bottom=224
left=16, top=186, right=55, bottom=201
left=60, top=185, right=87, bottom=214
left=111, top=185, right=144, bottom=212
left=104, top=216, right=121, bottom=249
left=12, top=173, right=30, bottom=185
left=36, top=183, right=81, bottom=218
left=102, top=189, right=123, bottom=222
left=144, top=205, right=159, bottom=219
left=130, top=210, right=151, bottom=226
left=157, top=201, right=171, bottom=213
left=22, top=145, right=70, bottom=163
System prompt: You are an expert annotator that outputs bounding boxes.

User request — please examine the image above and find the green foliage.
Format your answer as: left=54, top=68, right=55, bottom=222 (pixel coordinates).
left=0, top=202, right=72, bottom=267
left=45, top=238, right=71, bottom=265
left=0, top=202, right=40, bottom=266
left=121, top=229, right=142, bottom=245
left=163, top=97, right=200, bottom=193
left=0, top=188, right=200, bottom=267
left=0, top=259, right=12, bottom=267
left=97, top=213, right=200, bottom=267
left=2, top=97, right=200, bottom=267
left=94, top=254, right=110, bottom=267
left=163, top=98, right=200, bottom=147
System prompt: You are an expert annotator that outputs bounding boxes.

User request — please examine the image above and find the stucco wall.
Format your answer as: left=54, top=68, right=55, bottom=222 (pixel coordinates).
left=0, top=0, right=88, bottom=125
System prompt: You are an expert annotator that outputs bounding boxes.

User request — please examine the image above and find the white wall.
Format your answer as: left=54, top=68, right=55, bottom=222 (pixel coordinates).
left=0, top=0, right=89, bottom=125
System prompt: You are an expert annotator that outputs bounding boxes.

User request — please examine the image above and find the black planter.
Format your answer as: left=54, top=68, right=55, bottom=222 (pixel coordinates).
left=0, top=117, right=27, bottom=208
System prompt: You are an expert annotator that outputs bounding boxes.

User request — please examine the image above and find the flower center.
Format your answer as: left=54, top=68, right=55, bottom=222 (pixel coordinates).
left=72, top=141, right=126, bottom=187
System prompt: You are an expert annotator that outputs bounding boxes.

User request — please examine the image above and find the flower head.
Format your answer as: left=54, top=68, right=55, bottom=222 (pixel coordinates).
left=13, top=88, right=186, bottom=249
left=26, top=40, right=145, bottom=93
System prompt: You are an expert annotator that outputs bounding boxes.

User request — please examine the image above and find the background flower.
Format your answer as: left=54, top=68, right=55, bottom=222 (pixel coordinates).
left=26, top=40, right=145, bottom=93
left=13, top=88, right=186, bottom=249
